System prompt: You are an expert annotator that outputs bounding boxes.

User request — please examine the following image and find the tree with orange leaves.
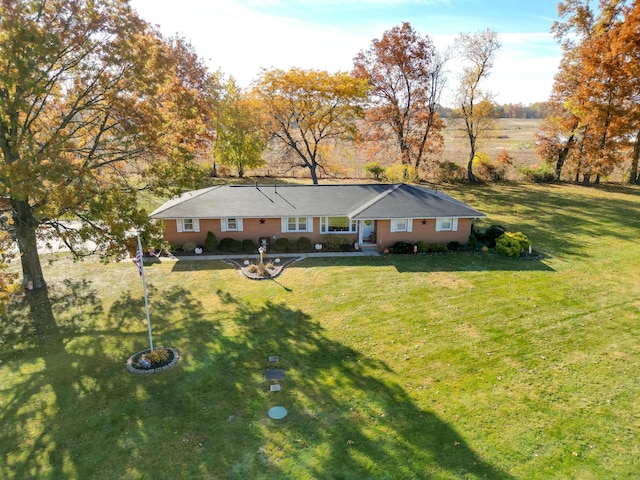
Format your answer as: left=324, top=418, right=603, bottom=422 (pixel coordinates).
left=541, top=0, right=639, bottom=184
left=352, top=22, right=448, bottom=175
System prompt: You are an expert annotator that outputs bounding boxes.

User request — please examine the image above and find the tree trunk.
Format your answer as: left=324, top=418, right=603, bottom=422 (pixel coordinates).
left=467, top=151, right=477, bottom=183
left=309, top=164, right=319, bottom=184
left=628, top=130, right=640, bottom=185
left=11, top=198, right=46, bottom=291
left=556, top=134, right=574, bottom=180
left=582, top=174, right=591, bottom=186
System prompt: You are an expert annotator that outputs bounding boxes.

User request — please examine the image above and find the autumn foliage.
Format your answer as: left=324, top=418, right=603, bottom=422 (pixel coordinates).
left=353, top=22, right=447, bottom=174
left=0, top=0, right=216, bottom=290
left=538, top=0, right=640, bottom=184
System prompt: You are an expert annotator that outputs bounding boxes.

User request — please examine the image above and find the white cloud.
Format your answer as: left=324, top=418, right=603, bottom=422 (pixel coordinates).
left=131, top=0, right=561, bottom=104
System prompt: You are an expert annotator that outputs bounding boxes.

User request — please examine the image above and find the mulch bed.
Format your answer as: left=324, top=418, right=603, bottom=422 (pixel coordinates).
left=224, top=257, right=301, bottom=280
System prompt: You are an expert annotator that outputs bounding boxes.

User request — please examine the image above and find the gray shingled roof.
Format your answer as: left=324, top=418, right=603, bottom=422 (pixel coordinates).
left=150, top=183, right=485, bottom=220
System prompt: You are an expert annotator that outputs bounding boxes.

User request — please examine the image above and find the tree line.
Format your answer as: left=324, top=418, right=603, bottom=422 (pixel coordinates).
left=1, top=0, right=638, bottom=301
left=439, top=103, right=550, bottom=119
left=214, top=23, right=500, bottom=184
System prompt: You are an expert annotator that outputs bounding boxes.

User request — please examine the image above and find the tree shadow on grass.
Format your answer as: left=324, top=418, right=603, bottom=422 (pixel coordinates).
left=1, top=279, right=225, bottom=479
left=2, top=279, right=514, bottom=479
left=290, top=254, right=555, bottom=274
left=207, top=289, right=515, bottom=479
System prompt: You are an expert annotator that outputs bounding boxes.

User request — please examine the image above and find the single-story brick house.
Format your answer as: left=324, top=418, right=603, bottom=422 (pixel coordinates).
left=150, top=183, right=485, bottom=250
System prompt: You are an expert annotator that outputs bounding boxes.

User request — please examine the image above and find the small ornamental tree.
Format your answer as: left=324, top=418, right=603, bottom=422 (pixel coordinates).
left=364, top=162, right=385, bottom=180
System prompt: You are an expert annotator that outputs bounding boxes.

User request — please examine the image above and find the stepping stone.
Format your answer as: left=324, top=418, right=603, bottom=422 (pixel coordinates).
left=268, top=355, right=279, bottom=362
left=269, top=384, right=281, bottom=392
left=265, top=369, right=285, bottom=381
left=268, top=406, right=288, bottom=419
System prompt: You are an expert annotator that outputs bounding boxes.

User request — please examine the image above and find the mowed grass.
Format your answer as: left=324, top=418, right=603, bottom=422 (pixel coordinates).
left=2, top=183, right=640, bottom=479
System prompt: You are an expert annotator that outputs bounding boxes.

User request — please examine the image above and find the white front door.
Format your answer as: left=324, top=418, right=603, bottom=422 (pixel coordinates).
left=359, top=220, right=375, bottom=244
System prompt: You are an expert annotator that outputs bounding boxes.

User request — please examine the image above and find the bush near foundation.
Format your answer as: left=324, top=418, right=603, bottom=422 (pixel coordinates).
left=496, top=232, right=530, bottom=257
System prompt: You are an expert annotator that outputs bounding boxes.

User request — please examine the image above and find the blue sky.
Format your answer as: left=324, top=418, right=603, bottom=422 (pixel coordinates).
left=131, top=0, right=563, bottom=105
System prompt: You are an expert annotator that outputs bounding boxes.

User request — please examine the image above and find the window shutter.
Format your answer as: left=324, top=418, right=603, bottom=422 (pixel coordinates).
left=176, top=219, right=183, bottom=233
left=221, top=219, right=227, bottom=232
left=281, top=218, right=287, bottom=232
left=390, top=220, right=396, bottom=233
left=307, top=217, right=313, bottom=232
left=237, top=218, right=243, bottom=231
left=407, top=219, right=413, bottom=232
left=193, top=219, right=200, bottom=233
left=435, top=218, right=442, bottom=232
left=452, top=218, right=458, bottom=231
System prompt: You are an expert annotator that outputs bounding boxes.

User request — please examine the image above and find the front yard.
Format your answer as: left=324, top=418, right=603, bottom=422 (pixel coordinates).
left=1, top=183, right=639, bottom=479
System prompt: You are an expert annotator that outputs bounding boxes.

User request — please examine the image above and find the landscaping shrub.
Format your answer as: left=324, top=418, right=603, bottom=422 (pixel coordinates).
left=467, top=232, right=478, bottom=251
left=496, top=231, right=530, bottom=257
left=390, top=241, right=413, bottom=254
left=219, top=237, right=242, bottom=253
left=257, top=262, right=269, bottom=276
left=414, top=241, right=448, bottom=253
left=204, top=231, right=217, bottom=252
left=339, top=242, right=354, bottom=252
left=242, top=239, right=256, bottom=252
left=427, top=243, right=448, bottom=253
left=182, top=241, right=196, bottom=252
left=145, top=348, right=169, bottom=364
left=415, top=241, right=429, bottom=253
left=296, top=236, right=312, bottom=252
left=485, top=225, right=507, bottom=248
left=274, top=237, right=291, bottom=253
left=322, top=234, right=343, bottom=252
left=520, top=163, right=556, bottom=183
left=447, top=241, right=460, bottom=251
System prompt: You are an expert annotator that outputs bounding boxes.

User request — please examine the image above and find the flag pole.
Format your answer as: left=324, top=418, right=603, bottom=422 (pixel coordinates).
left=136, top=233, right=154, bottom=351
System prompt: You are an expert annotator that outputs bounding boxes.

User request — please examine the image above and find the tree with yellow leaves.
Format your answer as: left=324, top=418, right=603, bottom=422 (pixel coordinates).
left=454, top=29, right=501, bottom=183
left=251, top=68, right=369, bottom=184
left=0, top=0, right=216, bottom=292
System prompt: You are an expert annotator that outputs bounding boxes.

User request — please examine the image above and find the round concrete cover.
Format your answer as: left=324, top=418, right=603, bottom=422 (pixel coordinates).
left=268, top=406, right=288, bottom=419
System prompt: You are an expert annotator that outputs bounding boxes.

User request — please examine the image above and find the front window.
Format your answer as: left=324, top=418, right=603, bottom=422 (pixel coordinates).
left=286, top=217, right=308, bottom=232
left=440, top=218, right=453, bottom=231
left=182, top=218, right=195, bottom=231
left=392, top=218, right=408, bottom=232
left=226, top=218, right=238, bottom=231
left=321, top=216, right=356, bottom=234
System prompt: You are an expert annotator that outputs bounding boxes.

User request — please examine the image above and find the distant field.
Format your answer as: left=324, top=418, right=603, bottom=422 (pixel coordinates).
left=254, top=118, right=544, bottom=182
left=439, top=118, right=542, bottom=172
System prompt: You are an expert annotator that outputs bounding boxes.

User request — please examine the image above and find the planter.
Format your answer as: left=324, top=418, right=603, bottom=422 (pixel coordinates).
left=127, top=347, right=180, bottom=374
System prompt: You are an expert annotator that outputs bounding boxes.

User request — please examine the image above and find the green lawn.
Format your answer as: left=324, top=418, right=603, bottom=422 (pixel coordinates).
left=2, top=183, right=640, bottom=479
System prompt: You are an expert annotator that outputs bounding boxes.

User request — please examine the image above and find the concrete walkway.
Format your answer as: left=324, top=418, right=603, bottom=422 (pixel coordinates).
left=158, top=248, right=381, bottom=262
